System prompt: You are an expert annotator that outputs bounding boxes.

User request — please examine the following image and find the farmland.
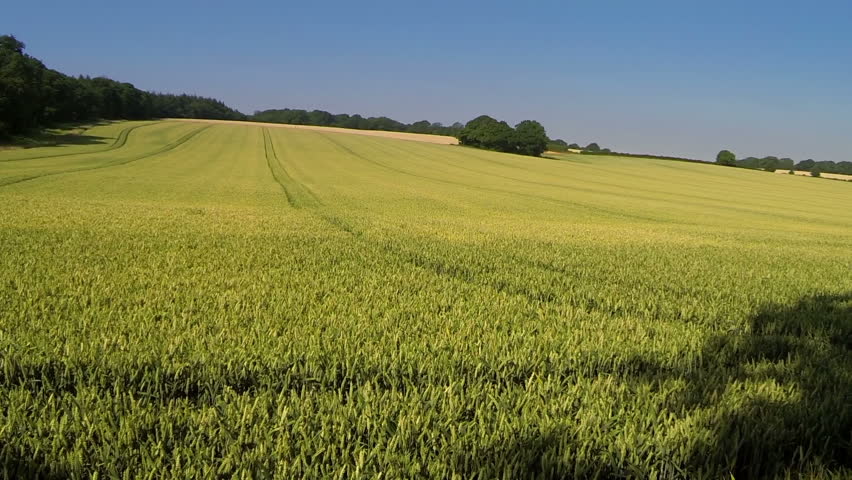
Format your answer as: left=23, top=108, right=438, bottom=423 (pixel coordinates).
left=0, top=120, right=850, bottom=478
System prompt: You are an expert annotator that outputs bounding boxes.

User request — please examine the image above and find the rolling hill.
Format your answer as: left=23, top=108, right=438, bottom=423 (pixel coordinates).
left=1, top=119, right=850, bottom=478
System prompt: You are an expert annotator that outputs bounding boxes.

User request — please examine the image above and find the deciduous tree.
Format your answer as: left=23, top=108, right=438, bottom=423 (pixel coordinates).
left=716, top=150, right=736, bottom=166
left=513, top=120, right=548, bottom=156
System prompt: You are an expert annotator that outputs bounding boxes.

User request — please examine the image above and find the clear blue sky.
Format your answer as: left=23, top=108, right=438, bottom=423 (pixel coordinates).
left=4, top=1, right=852, bottom=161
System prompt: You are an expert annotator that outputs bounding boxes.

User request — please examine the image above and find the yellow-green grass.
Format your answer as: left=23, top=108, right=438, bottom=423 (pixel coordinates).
left=0, top=120, right=850, bottom=479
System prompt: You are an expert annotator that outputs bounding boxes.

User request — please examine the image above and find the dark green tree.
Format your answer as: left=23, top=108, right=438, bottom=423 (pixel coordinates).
left=716, top=150, right=736, bottom=166
left=408, top=120, right=432, bottom=133
left=513, top=120, right=548, bottom=156
left=585, top=142, right=601, bottom=152
left=795, top=159, right=816, bottom=171
left=778, top=158, right=795, bottom=169
left=760, top=156, right=780, bottom=172
left=459, top=115, right=516, bottom=153
left=250, top=108, right=464, bottom=136
left=343, top=114, right=368, bottom=129
left=736, top=157, right=759, bottom=169
left=0, top=35, right=43, bottom=136
left=307, top=110, right=334, bottom=126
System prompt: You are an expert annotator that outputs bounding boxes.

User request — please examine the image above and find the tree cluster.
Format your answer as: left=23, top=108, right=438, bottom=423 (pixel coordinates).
left=793, top=159, right=852, bottom=175
left=716, top=149, right=852, bottom=175
left=547, top=139, right=609, bottom=153
left=250, top=108, right=464, bottom=137
left=0, top=35, right=244, bottom=137
left=458, top=115, right=549, bottom=157
left=734, top=156, right=794, bottom=172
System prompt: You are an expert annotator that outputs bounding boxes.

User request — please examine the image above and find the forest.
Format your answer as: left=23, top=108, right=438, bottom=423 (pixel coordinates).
left=0, top=35, right=244, bottom=138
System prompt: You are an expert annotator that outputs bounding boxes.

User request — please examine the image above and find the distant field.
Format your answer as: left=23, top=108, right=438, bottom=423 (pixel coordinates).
left=172, top=117, right=460, bottom=144
left=1, top=120, right=850, bottom=478
left=776, top=168, right=852, bottom=181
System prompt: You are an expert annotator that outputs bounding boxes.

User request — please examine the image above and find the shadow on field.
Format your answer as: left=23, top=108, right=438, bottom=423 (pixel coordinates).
left=17, top=132, right=110, bottom=148
left=1, top=122, right=112, bottom=149
left=454, top=293, right=852, bottom=479
left=0, top=445, right=69, bottom=480
left=685, top=292, right=852, bottom=478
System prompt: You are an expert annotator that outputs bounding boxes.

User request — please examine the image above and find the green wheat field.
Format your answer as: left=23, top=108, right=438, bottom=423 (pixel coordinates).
left=1, top=120, right=850, bottom=479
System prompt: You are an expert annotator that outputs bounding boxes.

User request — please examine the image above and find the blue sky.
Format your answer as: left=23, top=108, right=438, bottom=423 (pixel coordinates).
left=4, top=1, right=852, bottom=161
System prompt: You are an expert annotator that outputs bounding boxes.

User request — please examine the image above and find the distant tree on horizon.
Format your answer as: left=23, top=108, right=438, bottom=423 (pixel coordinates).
left=459, top=115, right=516, bottom=153
left=716, top=150, right=736, bottom=166
left=408, top=120, right=433, bottom=134
left=513, top=120, right=548, bottom=157
left=250, top=108, right=464, bottom=137
left=761, top=156, right=780, bottom=172
left=733, top=155, right=849, bottom=175
left=585, top=142, right=601, bottom=152
left=779, top=157, right=794, bottom=169
left=458, top=116, right=549, bottom=157
left=795, top=159, right=816, bottom=171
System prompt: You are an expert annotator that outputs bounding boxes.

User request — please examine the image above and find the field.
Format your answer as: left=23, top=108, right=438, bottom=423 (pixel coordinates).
left=171, top=118, right=460, bottom=145
left=775, top=169, right=852, bottom=182
left=0, top=119, right=850, bottom=479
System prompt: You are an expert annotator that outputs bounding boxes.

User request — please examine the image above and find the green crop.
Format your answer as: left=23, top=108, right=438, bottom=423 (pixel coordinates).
left=1, top=120, right=850, bottom=479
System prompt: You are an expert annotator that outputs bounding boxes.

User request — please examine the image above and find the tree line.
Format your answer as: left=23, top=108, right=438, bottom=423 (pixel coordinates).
left=0, top=35, right=244, bottom=138
left=252, top=111, right=552, bottom=158
left=547, top=139, right=610, bottom=153
left=250, top=109, right=464, bottom=137
left=716, top=149, right=852, bottom=176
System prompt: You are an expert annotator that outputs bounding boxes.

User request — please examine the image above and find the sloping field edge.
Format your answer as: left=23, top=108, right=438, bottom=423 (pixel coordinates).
left=0, top=125, right=210, bottom=188
left=0, top=122, right=157, bottom=163
left=259, top=130, right=628, bottom=309
left=173, top=118, right=459, bottom=145
left=313, top=132, right=678, bottom=225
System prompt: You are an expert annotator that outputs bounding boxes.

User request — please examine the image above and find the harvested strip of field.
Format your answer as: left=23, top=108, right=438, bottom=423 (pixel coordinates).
left=170, top=117, right=460, bottom=144
left=0, top=120, right=850, bottom=479
left=776, top=169, right=852, bottom=181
